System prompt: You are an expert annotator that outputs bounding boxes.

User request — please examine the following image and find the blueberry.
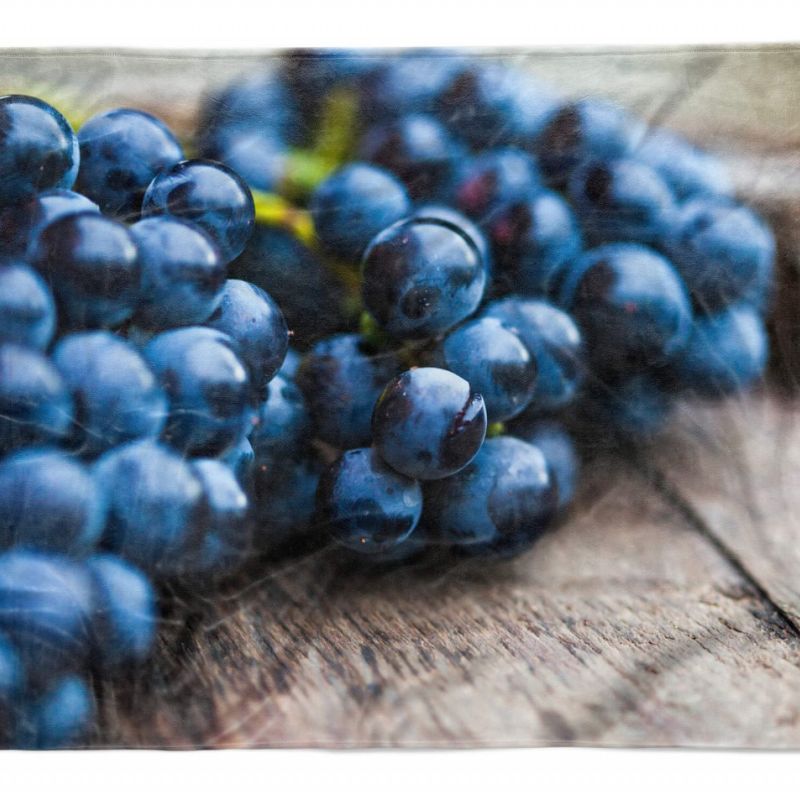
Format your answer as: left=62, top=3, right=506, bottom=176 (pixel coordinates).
left=231, top=224, right=348, bottom=348
left=0, top=344, right=73, bottom=453
left=451, top=147, right=542, bottom=220
left=509, top=418, right=579, bottom=510
left=559, top=244, right=692, bottom=375
left=0, top=551, right=92, bottom=682
left=362, top=217, right=487, bottom=339
left=310, top=163, right=412, bottom=264
left=636, top=129, right=732, bottom=200
left=0, top=189, right=99, bottom=257
left=412, top=204, right=492, bottom=275
left=567, top=157, right=676, bottom=244
left=533, top=98, right=645, bottom=186
left=29, top=211, right=141, bottom=329
left=372, top=367, right=487, bottom=480
left=131, top=217, right=226, bottom=330
left=0, top=96, right=79, bottom=204
left=250, top=373, right=310, bottom=463
left=21, top=674, right=94, bottom=749
left=482, top=190, right=582, bottom=296
left=0, top=448, right=106, bottom=555
left=86, top=554, right=156, bottom=669
left=206, top=279, right=289, bottom=393
left=220, top=435, right=255, bottom=487
left=202, top=127, right=287, bottom=193
left=76, top=108, right=184, bottom=218
left=315, top=447, right=423, bottom=554
left=662, top=198, right=775, bottom=312
left=94, top=439, right=204, bottom=575
left=668, top=303, right=768, bottom=396
left=423, top=435, right=556, bottom=557
left=0, top=260, right=56, bottom=349
left=144, top=327, right=253, bottom=456
left=484, top=297, right=584, bottom=412
left=53, top=331, right=167, bottom=456
left=142, top=159, right=255, bottom=263
left=438, top=317, right=538, bottom=423
left=296, top=334, right=401, bottom=450
left=358, top=113, right=463, bottom=201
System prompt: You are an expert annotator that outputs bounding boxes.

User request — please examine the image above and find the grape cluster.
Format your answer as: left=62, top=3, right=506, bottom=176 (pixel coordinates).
left=0, top=50, right=775, bottom=746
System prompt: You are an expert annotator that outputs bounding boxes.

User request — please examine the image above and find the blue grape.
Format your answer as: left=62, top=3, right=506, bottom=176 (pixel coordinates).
left=220, top=435, right=255, bottom=487
left=86, top=554, right=156, bottom=669
left=423, top=435, right=556, bottom=557
left=311, top=163, right=412, bottom=263
left=76, top=108, right=183, bottom=217
left=94, top=439, right=204, bottom=575
left=0, top=96, right=79, bottom=204
left=315, top=447, right=423, bottom=554
left=0, top=551, right=92, bottom=683
left=484, top=297, right=584, bottom=412
left=29, top=211, right=141, bottom=329
left=53, top=331, right=167, bottom=456
left=0, top=260, right=56, bottom=349
left=482, top=190, right=582, bottom=296
left=131, top=217, right=226, bottom=330
left=668, top=303, right=768, bottom=396
left=0, top=448, right=106, bottom=555
left=296, top=334, right=401, bottom=450
left=0, top=344, right=73, bottom=453
left=142, top=159, right=255, bottom=263
left=559, top=243, right=692, bottom=375
left=437, top=316, right=537, bottom=423
left=358, top=113, right=463, bottom=201
left=20, top=674, right=94, bottom=749
left=567, top=157, right=676, bottom=244
left=663, top=198, right=775, bottom=312
left=0, top=631, right=22, bottom=739
left=361, top=217, right=487, bottom=339
left=278, top=347, right=302, bottom=380
left=144, top=327, right=253, bottom=456
left=202, top=127, right=287, bottom=193
left=372, top=367, right=487, bottom=480
left=412, top=204, right=492, bottom=275
left=206, top=279, right=289, bottom=393
left=250, top=373, right=310, bottom=463
left=451, top=147, right=542, bottom=220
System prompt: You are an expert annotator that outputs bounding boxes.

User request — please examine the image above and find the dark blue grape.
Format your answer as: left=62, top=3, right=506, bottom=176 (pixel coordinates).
left=231, top=224, right=348, bottom=348
left=94, top=439, right=204, bottom=575
left=296, top=334, right=401, bottom=450
left=0, top=344, right=73, bottom=453
left=142, top=159, right=255, bottom=263
left=567, top=157, right=676, bottom=244
left=412, top=204, right=492, bottom=274
left=636, top=129, right=732, bottom=200
left=437, top=316, right=537, bottom=423
left=482, top=190, right=582, bottom=296
left=20, top=674, right=94, bottom=749
left=0, top=551, right=92, bottom=683
left=29, top=211, right=141, bottom=329
left=451, top=147, right=542, bottom=221
left=86, top=554, right=156, bottom=670
left=53, top=331, right=167, bottom=456
left=484, top=297, right=584, bottom=412
left=250, top=373, right=310, bottom=464
left=362, top=217, right=487, bottom=339
left=372, top=367, right=487, bottom=480
left=131, top=217, right=226, bottom=330
left=668, top=303, right=768, bottom=396
left=202, top=127, right=287, bottom=193
left=315, top=447, right=422, bottom=554
left=533, top=98, right=645, bottom=186
left=278, top=347, right=302, bottom=380
left=144, top=327, right=253, bottom=456
left=559, top=244, right=692, bottom=375
left=310, top=163, right=412, bottom=263
left=0, top=632, right=22, bottom=739
left=220, top=435, right=255, bottom=487
left=662, top=198, right=775, bottom=312
left=206, top=279, right=289, bottom=394
left=358, top=113, right=463, bottom=201
left=0, top=96, right=79, bottom=204
left=423, top=435, right=556, bottom=557
left=0, top=448, right=106, bottom=555
left=0, top=260, right=56, bottom=349
left=76, top=108, right=183, bottom=218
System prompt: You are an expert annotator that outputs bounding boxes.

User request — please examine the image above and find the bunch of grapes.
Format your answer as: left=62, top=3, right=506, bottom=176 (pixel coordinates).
left=0, top=49, right=774, bottom=747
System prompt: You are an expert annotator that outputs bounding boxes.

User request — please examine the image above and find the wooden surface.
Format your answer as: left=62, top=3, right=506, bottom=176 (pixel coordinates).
left=4, top=47, right=800, bottom=749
